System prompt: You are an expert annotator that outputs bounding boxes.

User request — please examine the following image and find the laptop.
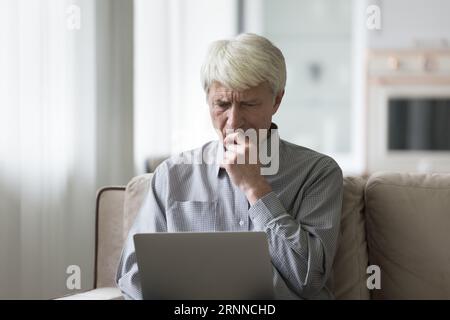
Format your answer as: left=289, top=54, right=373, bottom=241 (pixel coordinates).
left=133, top=231, right=274, bottom=300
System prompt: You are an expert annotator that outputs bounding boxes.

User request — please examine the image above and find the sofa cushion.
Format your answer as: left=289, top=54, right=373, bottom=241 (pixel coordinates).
left=365, top=172, right=450, bottom=299
left=56, top=287, right=123, bottom=300
left=123, top=174, right=153, bottom=239
left=96, top=187, right=126, bottom=288
left=95, top=175, right=152, bottom=290
left=332, top=176, right=370, bottom=299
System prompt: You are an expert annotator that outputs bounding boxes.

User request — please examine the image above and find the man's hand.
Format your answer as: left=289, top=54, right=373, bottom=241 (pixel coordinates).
left=222, top=132, right=272, bottom=205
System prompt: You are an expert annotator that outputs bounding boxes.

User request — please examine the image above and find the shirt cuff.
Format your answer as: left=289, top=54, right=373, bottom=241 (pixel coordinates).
left=248, top=191, right=287, bottom=229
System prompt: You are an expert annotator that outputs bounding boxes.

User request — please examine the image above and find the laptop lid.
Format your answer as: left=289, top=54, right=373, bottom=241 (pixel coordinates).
left=133, top=231, right=274, bottom=300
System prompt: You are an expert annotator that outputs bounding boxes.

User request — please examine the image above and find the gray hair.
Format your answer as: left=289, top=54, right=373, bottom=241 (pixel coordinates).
left=200, top=33, right=287, bottom=95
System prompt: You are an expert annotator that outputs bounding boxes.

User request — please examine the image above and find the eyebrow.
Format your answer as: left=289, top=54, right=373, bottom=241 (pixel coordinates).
left=213, top=99, right=231, bottom=103
left=213, top=98, right=260, bottom=104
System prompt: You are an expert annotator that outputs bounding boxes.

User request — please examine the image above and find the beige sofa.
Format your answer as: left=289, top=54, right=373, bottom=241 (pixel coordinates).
left=58, top=172, right=450, bottom=300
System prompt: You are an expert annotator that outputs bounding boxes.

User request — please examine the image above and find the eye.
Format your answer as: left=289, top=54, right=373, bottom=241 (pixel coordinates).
left=242, top=102, right=257, bottom=107
left=216, top=102, right=231, bottom=108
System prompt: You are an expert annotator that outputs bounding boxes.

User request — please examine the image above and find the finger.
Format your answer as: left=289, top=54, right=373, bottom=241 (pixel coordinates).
left=223, top=132, right=240, bottom=146
left=223, top=143, right=244, bottom=154
left=235, top=131, right=247, bottom=145
left=225, top=130, right=249, bottom=146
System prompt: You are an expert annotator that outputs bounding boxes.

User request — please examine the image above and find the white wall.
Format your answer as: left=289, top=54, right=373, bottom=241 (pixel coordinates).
left=134, top=0, right=238, bottom=174
left=367, top=0, right=450, bottom=49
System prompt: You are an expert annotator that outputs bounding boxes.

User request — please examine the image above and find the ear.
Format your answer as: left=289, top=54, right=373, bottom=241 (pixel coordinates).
left=272, top=90, right=284, bottom=115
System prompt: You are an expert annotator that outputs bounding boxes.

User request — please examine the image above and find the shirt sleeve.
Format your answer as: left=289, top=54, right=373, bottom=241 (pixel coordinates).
left=115, top=164, right=168, bottom=300
left=248, top=158, right=343, bottom=299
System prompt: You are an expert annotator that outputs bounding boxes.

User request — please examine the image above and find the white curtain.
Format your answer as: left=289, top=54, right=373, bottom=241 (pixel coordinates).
left=0, top=0, right=133, bottom=299
left=133, top=0, right=238, bottom=173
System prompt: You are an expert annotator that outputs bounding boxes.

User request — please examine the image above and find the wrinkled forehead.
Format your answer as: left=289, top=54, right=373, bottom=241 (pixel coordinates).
left=208, top=82, right=268, bottom=101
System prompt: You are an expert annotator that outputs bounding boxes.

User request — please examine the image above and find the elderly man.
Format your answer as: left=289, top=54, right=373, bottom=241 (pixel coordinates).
left=116, top=33, right=343, bottom=300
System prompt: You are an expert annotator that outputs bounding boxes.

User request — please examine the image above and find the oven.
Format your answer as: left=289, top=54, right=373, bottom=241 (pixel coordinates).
left=366, top=50, right=450, bottom=173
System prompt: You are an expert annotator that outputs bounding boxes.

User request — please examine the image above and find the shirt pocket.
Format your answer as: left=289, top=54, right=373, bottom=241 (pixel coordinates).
left=167, top=200, right=217, bottom=232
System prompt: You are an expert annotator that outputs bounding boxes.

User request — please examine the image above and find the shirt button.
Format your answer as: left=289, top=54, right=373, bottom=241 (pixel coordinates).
left=239, top=220, right=244, bottom=226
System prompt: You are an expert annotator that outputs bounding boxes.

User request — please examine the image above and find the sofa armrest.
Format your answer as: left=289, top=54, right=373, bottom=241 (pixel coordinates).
left=55, top=287, right=123, bottom=300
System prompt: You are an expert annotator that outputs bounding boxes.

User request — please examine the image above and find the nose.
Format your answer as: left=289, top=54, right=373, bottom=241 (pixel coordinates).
left=226, top=104, right=244, bottom=130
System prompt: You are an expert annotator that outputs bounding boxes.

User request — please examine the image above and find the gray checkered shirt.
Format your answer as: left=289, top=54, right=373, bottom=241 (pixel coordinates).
left=116, top=128, right=343, bottom=300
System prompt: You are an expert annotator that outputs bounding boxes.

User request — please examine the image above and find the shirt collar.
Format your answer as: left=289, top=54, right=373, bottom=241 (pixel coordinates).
left=215, top=140, right=224, bottom=177
left=214, top=123, right=279, bottom=177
